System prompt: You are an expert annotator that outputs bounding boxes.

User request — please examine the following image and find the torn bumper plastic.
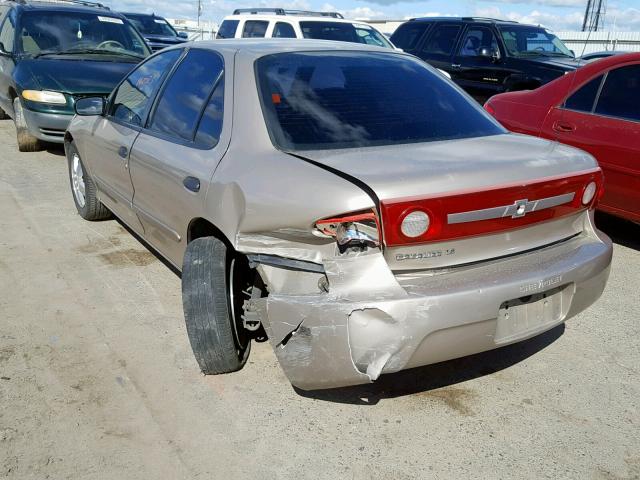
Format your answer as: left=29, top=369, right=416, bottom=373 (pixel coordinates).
left=256, top=232, right=612, bottom=391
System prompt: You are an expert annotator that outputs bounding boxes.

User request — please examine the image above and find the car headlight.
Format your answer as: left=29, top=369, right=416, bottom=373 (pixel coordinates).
left=21, top=90, right=67, bottom=105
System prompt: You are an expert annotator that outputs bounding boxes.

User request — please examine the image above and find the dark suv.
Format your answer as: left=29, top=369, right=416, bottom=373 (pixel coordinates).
left=123, top=12, right=188, bottom=52
left=391, top=17, right=580, bottom=102
left=0, top=0, right=150, bottom=151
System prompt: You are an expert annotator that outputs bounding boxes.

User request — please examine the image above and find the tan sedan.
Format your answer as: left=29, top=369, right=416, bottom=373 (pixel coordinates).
left=66, top=39, right=612, bottom=390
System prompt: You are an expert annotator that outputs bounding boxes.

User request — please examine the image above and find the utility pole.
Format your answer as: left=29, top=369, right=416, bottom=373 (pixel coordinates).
left=582, top=0, right=606, bottom=32
left=197, top=0, right=202, bottom=27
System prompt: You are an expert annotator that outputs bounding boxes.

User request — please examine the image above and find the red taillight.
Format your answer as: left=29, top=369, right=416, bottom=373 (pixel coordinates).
left=380, top=168, right=603, bottom=247
left=484, top=101, right=496, bottom=116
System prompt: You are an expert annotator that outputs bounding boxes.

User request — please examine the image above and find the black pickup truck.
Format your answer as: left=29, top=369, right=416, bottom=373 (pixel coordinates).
left=391, top=17, right=581, bottom=102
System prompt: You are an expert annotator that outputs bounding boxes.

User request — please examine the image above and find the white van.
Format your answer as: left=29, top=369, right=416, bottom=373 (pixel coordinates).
left=216, top=8, right=395, bottom=49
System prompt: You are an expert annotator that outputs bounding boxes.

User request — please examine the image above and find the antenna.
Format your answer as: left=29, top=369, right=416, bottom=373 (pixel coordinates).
left=582, top=0, right=606, bottom=32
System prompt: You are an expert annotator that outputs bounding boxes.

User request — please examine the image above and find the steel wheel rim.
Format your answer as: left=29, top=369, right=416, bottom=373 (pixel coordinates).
left=71, top=153, right=86, bottom=208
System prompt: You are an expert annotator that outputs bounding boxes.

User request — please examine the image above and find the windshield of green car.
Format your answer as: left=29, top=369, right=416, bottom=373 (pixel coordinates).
left=300, top=21, right=394, bottom=49
left=499, top=26, right=574, bottom=57
left=18, top=11, right=150, bottom=59
left=126, top=14, right=177, bottom=37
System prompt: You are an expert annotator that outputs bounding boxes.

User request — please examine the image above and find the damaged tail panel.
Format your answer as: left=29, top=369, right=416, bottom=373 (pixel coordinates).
left=247, top=213, right=611, bottom=390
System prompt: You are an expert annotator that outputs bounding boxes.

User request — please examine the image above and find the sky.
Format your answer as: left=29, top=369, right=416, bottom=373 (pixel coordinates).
left=108, top=0, right=640, bottom=32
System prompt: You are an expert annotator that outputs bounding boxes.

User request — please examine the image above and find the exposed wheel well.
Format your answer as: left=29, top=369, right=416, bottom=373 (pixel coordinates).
left=188, top=218, right=231, bottom=247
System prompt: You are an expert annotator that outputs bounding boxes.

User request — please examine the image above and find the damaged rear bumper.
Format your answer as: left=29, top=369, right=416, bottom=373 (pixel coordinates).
left=254, top=231, right=612, bottom=391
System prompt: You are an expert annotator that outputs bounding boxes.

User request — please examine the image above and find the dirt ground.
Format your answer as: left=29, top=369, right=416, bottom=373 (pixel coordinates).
left=0, top=120, right=639, bottom=480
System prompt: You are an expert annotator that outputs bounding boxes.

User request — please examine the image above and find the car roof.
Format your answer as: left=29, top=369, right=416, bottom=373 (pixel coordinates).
left=185, top=38, right=398, bottom=57
left=578, top=51, right=640, bottom=70
left=122, top=12, right=165, bottom=18
left=6, top=0, right=119, bottom=15
left=407, top=16, right=521, bottom=26
left=221, top=14, right=375, bottom=25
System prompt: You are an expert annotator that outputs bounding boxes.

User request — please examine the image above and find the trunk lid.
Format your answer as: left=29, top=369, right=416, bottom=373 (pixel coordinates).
left=296, top=133, right=602, bottom=270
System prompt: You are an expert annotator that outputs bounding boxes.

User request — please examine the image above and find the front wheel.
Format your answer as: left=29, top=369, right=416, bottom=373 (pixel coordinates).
left=66, top=142, right=111, bottom=220
left=182, top=237, right=261, bottom=375
left=13, top=98, right=42, bottom=152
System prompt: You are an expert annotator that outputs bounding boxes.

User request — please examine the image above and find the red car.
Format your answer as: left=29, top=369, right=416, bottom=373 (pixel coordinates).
left=485, top=53, right=640, bottom=223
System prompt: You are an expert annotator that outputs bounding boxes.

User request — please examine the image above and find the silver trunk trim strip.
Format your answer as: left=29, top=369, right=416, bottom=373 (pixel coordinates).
left=447, top=192, right=575, bottom=225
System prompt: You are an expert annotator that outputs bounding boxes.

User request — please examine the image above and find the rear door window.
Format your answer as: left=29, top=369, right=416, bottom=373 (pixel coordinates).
left=422, top=24, right=461, bottom=56
left=458, top=26, right=499, bottom=57
left=595, top=65, right=640, bottom=122
left=390, top=22, right=430, bottom=51
left=242, top=20, right=268, bottom=38
left=149, top=49, right=224, bottom=144
left=110, top=49, right=181, bottom=127
left=564, top=75, right=603, bottom=113
left=217, top=19, right=238, bottom=39
left=194, top=76, right=224, bottom=148
left=273, top=22, right=296, bottom=38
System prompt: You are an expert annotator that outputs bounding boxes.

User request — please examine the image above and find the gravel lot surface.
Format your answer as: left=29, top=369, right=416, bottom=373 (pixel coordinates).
left=0, top=121, right=638, bottom=480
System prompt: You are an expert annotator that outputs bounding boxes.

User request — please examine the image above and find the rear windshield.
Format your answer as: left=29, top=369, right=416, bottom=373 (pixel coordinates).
left=256, top=51, right=504, bottom=151
left=300, top=22, right=392, bottom=48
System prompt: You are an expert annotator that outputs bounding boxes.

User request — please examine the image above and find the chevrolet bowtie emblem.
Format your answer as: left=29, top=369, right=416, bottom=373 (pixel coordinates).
left=447, top=192, right=576, bottom=225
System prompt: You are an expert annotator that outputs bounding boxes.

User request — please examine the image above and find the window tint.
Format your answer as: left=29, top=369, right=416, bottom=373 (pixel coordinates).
left=459, top=27, right=499, bottom=57
left=256, top=52, right=504, bottom=151
left=595, top=65, right=640, bottom=122
left=0, top=10, right=16, bottom=52
left=300, top=21, right=393, bottom=48
left=273, top=22, right=296, bottom=38
left=217, top=20, right=238, bottom=39
left=242, top=20, right=268, bottom=38
left=126, top=14, right=176, bottom=37
left=390, top=23, right=429, bottom=50
left=564, top=75, right=603, bottom=112
left=194, top=77, right=224, bottom=148
left=499, top=26, right=573, bottom=57
left=422, top=24, right=461, bottom=55
left=111, top=49, right=181, bottom=127
left=150, top=49, right=224, bottom=142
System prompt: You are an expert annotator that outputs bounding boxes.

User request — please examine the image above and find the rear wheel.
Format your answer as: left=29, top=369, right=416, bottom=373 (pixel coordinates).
left=13, top=98, right=42, bottom=152
left=66, top=142, right=111, bottom=221
left=182, top=237, right=264, bottom=375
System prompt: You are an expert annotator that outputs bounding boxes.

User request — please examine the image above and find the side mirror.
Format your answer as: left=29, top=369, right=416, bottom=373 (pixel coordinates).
left=75, top=97, right=105, bottom=116
left=177, top=31, right=189, bottom=39
left=570, top=49, right=575, bottom=57
left=479, top=47, right=501, bottom=62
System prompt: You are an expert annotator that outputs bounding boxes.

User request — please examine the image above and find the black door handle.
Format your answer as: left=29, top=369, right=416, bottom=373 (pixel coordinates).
left=183, top=176, right=200, bottom=193
left=118, top=146, right=128, bottom=159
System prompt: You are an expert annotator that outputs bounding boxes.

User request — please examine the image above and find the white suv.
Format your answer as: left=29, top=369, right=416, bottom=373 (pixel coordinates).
left=216, top=8, right=395, bottom=49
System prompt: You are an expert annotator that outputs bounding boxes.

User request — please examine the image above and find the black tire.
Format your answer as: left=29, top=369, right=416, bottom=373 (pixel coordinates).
left=13, top=98, right=42, bottom=152
left=182, top=237, right=252, bottom=375
left=66, top=142, right=111, bottom=221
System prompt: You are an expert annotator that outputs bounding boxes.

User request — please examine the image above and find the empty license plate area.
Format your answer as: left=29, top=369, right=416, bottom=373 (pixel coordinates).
left=495, top=285, right=572, bottom=344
